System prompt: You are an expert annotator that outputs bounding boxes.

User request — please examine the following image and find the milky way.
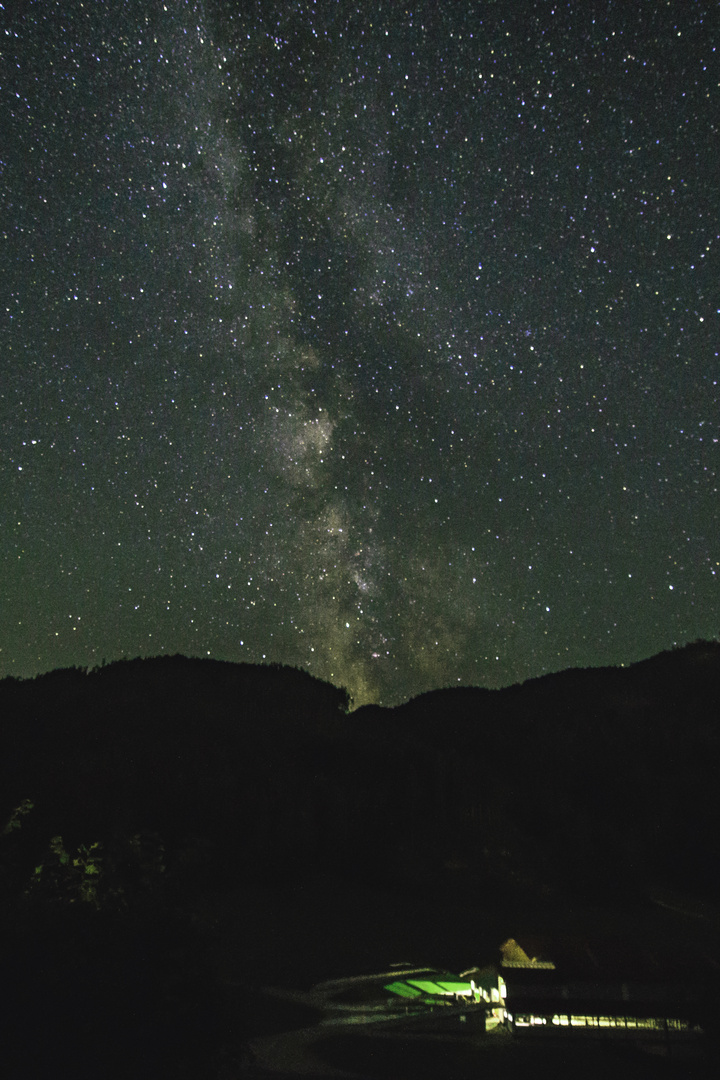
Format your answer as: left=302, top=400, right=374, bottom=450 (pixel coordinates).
left=1, top=1, right=718, bottom=705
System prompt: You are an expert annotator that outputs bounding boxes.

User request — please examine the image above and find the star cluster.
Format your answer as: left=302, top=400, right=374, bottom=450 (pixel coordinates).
left=1, top=0, right=718, bottom=705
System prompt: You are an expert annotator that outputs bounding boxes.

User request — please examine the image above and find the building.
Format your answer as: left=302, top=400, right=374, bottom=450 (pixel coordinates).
left=301, top=964, right=507, bottom=1033
left=499, top=936, right=706, bottom=1055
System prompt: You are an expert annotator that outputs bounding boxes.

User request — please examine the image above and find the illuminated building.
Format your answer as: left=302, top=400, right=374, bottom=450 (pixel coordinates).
left=499, top=938, right=705, bottom=1055
left=292, top=965, right=508, bottom=1032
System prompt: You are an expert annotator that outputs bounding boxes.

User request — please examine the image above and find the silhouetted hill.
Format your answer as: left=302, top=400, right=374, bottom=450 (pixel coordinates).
left=0, top=656, right=350, bottom=881
left=0, top=642, right=718, bottom=899
left=353, top=641, right=720, bottom=898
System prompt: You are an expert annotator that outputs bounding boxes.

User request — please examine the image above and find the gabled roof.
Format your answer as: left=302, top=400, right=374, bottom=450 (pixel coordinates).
left=500, top=938, right=556, bottom=969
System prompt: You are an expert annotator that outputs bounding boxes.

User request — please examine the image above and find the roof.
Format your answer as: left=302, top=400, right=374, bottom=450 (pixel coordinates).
left=498, top=930, right=710, bottom=983
left=500, top=937, right=556, bottom=969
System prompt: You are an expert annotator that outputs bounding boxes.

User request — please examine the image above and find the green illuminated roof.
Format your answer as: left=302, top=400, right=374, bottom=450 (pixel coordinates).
left=384, top=975, right=475, bottom=999
left=383, top=980, right=423, bottom=999
left=407, top=979, right=448, bottom=995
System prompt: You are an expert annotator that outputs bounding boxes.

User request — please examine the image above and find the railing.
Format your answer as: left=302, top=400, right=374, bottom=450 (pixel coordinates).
left=511, top=1013, right=702, bottom=1038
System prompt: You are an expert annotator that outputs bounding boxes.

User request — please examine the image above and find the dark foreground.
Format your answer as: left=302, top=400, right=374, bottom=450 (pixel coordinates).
left=1, top=870, right=719, bottom=1079
left=295, top=1032, right=710, bottom=1080
left=1, top=648, right=719, bottom=1077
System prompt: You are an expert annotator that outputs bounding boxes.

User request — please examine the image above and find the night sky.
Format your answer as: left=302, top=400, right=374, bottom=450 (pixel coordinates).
left=1, top=1, right=718, bottom=706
